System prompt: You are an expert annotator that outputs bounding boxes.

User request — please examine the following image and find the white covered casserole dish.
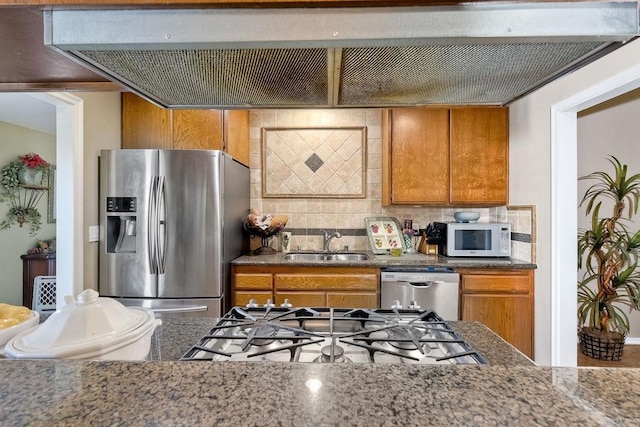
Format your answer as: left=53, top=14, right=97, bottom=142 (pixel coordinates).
left=4, top=289, right=161, bottom=360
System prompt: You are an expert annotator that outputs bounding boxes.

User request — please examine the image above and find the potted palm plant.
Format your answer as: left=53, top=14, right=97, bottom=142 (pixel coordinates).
left=577, top=155, right=640, bottom=360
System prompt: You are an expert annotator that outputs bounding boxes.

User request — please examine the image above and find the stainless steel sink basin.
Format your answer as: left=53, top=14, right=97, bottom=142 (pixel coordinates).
left=281, top=252, right=369, bottom=262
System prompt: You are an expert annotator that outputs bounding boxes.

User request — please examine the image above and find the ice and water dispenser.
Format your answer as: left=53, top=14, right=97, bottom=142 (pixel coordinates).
left=105, top=197, right=137, bottom=253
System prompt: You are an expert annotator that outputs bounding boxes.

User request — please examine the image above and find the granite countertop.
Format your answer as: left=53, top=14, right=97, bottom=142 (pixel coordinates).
left=2, top=318, right=640, bottom=425
left=231, top=251, right=537, bottom=269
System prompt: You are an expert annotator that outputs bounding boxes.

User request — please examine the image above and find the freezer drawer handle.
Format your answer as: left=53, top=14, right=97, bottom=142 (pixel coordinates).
left=151, top=305, right=208, bottom=313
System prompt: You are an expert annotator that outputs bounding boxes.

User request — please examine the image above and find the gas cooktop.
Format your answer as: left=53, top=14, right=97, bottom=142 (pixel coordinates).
left=181, top=307, right=488, bottom=365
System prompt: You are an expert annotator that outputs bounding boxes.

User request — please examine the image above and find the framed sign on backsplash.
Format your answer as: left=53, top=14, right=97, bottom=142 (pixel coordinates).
left=261, top=127, right=367, bottom=198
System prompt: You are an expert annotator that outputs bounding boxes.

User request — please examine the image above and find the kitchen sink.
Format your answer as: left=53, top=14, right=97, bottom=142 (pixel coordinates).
left=281, top=252, right=369, bottom=262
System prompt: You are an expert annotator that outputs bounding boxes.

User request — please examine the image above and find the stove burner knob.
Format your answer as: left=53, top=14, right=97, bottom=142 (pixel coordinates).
left=280, top=299, right=293, bottom=308
left=246, top=299, right=259, bottom=308
left=264, top=299, right=276, bottom=308
left=408, top=300, right=421, bottom=309
left=391, top=300, right=403, bottom=309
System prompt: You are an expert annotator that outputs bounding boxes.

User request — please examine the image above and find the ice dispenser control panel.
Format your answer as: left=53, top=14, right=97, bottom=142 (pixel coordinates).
left=105, top=197, right=137, bottom=254
left=107, top=197, right=136, bottom=213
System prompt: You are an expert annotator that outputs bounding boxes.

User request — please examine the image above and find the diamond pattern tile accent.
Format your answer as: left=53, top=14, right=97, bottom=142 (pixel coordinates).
left=263, top=127, right=366, bottom=198
left=305, top=153, right=324, bottom=173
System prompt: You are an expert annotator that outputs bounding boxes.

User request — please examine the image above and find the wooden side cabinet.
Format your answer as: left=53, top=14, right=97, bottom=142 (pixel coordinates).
left=382, top=106, right=508, bottom=206
left=458, top=268, right=534, bottom=359
left=121, top=93, right=250, bottom=165
left=232, top=265, right=379, bottom=309
left=20, top=253, right=56, bottom=309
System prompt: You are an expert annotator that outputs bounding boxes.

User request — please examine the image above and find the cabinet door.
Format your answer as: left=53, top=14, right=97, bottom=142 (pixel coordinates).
left=275, top=292, right=326, bottom=307
left=449, top=108, right=508, bottom=205
left=172, top=110, right=224, bottom=150
left=327, top=292, right=378, bottom=309
left=461, top=294, right=533, bottom=358
left=234, top=273, right=273, bottom=290
left=233, top=291, right=274, bottom=307
left=224, top=110, right=250, bottom=166
left=121, top=92, right=171, bottom=149
left=275, top=272, right=378, bottom=291
left=382, top=108, right=449, bottom=205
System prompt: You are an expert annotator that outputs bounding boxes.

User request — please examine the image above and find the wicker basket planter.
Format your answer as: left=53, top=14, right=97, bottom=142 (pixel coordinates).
left=579, top=327, right=625, bottom=361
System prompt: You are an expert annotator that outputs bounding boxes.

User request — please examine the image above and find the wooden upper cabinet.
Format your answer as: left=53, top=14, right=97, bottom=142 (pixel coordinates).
left=121, top=92, right=171, bottom=150
left=382, top=108, right=449, bottom=204
left=172, top=109, right=224, bottom=150
left=449, top=108, right=508, bottom=205
left=121, top=93, right=249, bottom=165
left=382, top=106, right=508, bottom=206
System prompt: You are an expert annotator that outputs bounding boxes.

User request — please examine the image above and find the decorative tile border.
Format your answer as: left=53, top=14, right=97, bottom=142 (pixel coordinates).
left=261, top=127, right=367, bottom=198
left=507, top=205, right=536, bottom=263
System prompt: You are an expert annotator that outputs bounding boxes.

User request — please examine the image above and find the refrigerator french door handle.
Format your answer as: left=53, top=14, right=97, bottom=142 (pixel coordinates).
left=157, top=176, right=167, bottom=274
left=148, top=176, right=159, bottom=274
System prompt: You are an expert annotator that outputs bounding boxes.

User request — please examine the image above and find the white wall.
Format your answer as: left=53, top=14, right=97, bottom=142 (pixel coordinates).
left=510, top=38, right=640, bottom=365
left=577, top=89, right=640, bottom=338
left=75, top=92, right=121, bottom=292
left=0, top=122, right=56, bottom=305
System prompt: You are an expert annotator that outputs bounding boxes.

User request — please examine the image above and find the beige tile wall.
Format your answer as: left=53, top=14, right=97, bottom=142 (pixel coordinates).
left=249, top=109, right=509, bottom=253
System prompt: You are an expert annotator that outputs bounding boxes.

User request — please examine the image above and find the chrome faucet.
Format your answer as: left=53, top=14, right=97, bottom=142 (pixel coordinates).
left=322, top=230, right=342, bottom=252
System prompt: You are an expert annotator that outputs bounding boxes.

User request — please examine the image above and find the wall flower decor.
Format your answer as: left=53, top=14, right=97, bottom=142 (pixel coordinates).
left=0, top=153, right=50, bottom=236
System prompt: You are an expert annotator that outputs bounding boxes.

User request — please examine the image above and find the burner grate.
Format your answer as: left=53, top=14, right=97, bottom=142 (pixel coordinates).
left=180, top=307, right=488, bottom=364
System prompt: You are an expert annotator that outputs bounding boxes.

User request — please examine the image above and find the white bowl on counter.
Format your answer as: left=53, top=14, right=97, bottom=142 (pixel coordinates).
left=3, top=289, right=161, bottom=361
left=0, top=310, right=39, bottom=348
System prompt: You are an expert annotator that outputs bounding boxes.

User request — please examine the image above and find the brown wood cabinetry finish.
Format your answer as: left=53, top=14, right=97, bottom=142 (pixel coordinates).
left=121, top=93, right=249, bottom=165
left=20, top=253, right=56, bottom=309
left=382, top=108, right=449, bottom=205
left=449, top=108, right=508, bottom=205
left=458, top=268, right=534, bottom=358
left=121, top=92, right=171, bottom=149
left=172, top=109, right=224, bottom=150
left=232, top=265, right=379, bottom=309
left=382, top=106, right=508, bottom=206
left=274, top=291, right=326, bottom=307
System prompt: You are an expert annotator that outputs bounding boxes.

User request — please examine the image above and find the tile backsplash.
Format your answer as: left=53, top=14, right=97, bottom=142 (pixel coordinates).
left=248, top=109, right=530, bottom=259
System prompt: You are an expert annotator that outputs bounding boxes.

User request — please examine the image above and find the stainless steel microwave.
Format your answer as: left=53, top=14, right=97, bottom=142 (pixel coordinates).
left=435, top=222, right=511, bottom=257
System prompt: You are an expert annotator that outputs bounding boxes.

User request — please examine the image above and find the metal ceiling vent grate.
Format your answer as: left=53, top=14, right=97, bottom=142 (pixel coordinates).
left=338, top=43, right=604, bottom=106
left=78, top=48, right=329, bottom=108
left=45, top=4, right=639, bottom=107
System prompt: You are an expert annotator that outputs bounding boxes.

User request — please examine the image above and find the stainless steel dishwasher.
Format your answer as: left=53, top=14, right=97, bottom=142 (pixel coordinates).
left=381, top=268, right=460, bottom=320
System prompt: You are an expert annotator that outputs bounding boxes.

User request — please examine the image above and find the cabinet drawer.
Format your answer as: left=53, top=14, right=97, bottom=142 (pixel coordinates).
left=234, top=274, right=273, bottom=290
left=275, top=292, right=326, bottom=307
left=327, top=292, right=378, bottom=309
left=233, top=291, right=274, bottom=307
left=461, top=273, right=531, bottom=294
left=275, top=274, right=378, bottom=291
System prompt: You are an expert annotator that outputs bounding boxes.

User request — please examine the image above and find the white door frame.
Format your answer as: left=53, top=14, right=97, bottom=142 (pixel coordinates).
left=28, top=92, right=83, bottom=307
left=551, top=63, right=640, bottom=366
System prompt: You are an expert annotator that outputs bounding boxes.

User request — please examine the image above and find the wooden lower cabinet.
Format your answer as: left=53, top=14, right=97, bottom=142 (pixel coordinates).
left=232, top=265, right=379, bottom=309
left=458, top=268, right=534, bottom=359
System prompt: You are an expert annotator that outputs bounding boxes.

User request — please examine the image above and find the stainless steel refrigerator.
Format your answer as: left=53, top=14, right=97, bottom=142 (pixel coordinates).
left=99, top=149, right=249, bottom=317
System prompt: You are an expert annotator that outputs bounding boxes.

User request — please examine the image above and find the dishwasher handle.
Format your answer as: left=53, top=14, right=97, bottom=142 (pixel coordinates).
left=408, top=281, right=435, bottom=288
